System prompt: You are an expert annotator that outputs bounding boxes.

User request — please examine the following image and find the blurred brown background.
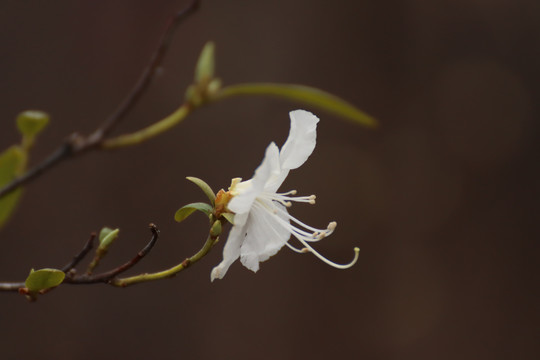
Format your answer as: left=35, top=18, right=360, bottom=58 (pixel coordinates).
left=0, top=0, right=538, bottom=359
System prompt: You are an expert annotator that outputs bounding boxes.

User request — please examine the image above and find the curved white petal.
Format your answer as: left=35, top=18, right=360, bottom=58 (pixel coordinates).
left=210, top=212, right=249, bottom=281
left=228, top=142, right=280, bottom=214
left=279, top=110, right=319, bottom=171
left=263, top=169, right=290, bottom=195
left=239, top=200, right=291, bottom=272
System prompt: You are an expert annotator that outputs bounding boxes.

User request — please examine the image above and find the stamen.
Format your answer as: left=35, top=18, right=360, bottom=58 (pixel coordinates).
left=267, top=195, right=294, bottom=208
left=271, top=204, right=337, bottom=241
left=252, top=198, right=359, bottom=270
left=279, top=194, right=315, bottom=204
left=293, top=237, right=360, bottom=269
left=267, top=190, right=316, bottom=205
left=286, top=242, right=305, bottom=253
left=277, top=190, right=297, bottom=196
left=258, top=202, right=360, bottom=269
left=271, top=211, right=329, bottom=242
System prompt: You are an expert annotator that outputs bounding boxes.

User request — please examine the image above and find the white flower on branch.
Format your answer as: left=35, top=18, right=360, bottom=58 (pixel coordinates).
left=211, top=110, right=359, bottom=281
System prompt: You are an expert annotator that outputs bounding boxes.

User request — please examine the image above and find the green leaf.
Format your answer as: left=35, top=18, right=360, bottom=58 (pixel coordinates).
left=0, top=146, right=26, bottom=229
left=99, top=228, right=119, bottom=250
left=99, top=227, right=115, bottom=243
left=222, top=212, right=235, bottom=225
left=195, top=41, right=215, bottom=83
left=186, top=176, right=216, bottom=205
left=174, top=202, right=213, bottom=222
left=16, top=110, right=50, bottom=138
left=214, top=83, right=377, bottom=127
left=25, top=268, right=65, bottom=292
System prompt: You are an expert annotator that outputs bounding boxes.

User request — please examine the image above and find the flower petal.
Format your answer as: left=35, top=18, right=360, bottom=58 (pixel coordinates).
left=279, top=110, right=319, bottom=171
left=228, top=142, right=280, bottom=214
left=240, top=200, right=291, bottom=272
left=210, top=212, right=248, bottom=281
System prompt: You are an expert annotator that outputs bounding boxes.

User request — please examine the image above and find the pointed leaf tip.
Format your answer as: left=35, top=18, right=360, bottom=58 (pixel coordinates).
left=195, top=41, right=215, bottom=83
left=186, top=176, right=216, bottom=204
left=214, top=83, right=377, bottom=128
left=99, top=228, right=119, bottom=250
left=222, top=212, right=235, bottom=225
left=98, top=227, right=115, bottom=243
left=174, top=202, right=213, bottom=222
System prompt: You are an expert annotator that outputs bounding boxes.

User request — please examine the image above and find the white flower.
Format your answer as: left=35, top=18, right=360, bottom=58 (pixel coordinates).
left=210, top=110, right=359, bottom=281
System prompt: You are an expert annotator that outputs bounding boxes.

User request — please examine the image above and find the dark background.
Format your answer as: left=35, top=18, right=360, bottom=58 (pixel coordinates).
left=0, top=1, right=538, bottom=359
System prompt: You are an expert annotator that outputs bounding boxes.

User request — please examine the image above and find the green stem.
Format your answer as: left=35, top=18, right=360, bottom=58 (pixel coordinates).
left=110, top=231, right=218, bottom=287
left=102, top=104, right=193, bottom=149
left=101, top=80, right=375, bottom=150
left=211, top=83, right=377, bottom=127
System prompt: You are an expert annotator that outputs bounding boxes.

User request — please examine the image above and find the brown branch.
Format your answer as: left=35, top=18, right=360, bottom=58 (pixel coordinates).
left=88, top=0, right=201, bottom=141
left=0, top=0, right=201, bottom=200
left=0, top=142, right=75, bottom=200
left=61, top=232, right=96, bottom=273
left=0, top=224, right=160, bottom=293
left=0, top=228, right=97, bottom=292
left=64, top=223, right=159, bottom=284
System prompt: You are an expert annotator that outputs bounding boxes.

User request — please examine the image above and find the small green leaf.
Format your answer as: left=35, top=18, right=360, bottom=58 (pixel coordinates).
left=99, top=228, right=119, bottom=250
left=16, top=110, right=50, bottom=138
left=222, top=212, right=235, bottom=225
left=25, top=268, right=65, bottom=292
left=174, top=202, right=213, bottom=222
left=186, top=176, right=216, bottom=205
left=214, top=83, right=377, bottom=127
left=195, top=41, right=215, bottom=83
left=0, top=146, right=26, bottom=229
left=99, top=227, right=115, bottom=243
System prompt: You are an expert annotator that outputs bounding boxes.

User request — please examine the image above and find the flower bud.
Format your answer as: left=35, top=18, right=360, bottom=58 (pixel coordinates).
left=16, top=110, right=49, bottom=138
left=210, top=220, right=222, bottom=237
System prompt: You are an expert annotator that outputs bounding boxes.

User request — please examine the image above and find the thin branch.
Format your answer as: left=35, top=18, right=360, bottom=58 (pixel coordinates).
left=0, top=231, right=97, bottom=292
left=0, top=142, right=74, bottom=200
left=110, top=220, right=221, bottom=287
left=0, top=224, right=160, bottom=292
left=61, top=232, right=96, bottom=273
left=0, top=217, right=225, bottom=297
left=0, top=281, right=24, bottom=291
left=64, top=223, right=159, bottom=284
left=89, top=0, right=201, bottom=141
left=0, top=0, right=200, bottom=200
